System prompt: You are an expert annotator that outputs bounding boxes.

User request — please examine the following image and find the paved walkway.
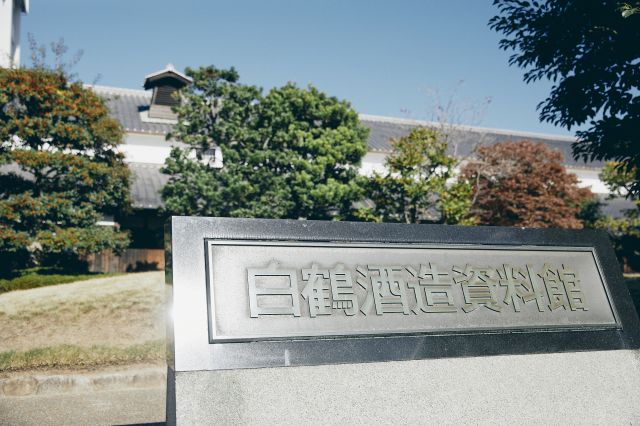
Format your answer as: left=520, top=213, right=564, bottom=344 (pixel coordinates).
left=0, top=387, right=165, bottom=425
left=0, top=366, right=166, bottom=425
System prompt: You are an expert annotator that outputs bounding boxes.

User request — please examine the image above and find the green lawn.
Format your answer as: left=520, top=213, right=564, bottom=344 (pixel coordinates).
left=0, top=341, right=164, bottom=372
left=0, top=271, right=165, bottom=373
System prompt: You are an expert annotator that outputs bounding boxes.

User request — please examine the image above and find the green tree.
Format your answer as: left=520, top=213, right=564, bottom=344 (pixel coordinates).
left=594, top=162, right=640, bottom=271
left=356, top=127, right=475, bottom=225
left=461, top=141, right=593, bottom=229
left=490, top=1, right=640, bottom=195
left=621, top=2, right=640, bottom=18
left=0, top=68, right=130, bottom=274
left=162, top=65, right=368, bottom=220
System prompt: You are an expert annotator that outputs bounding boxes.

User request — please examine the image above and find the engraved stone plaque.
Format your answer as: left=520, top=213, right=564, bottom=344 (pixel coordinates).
left=166, top=217, right=640, bottom=374
left=205, top=240, right=618, bottom=342
left=167, top=213, right=640, bottom=424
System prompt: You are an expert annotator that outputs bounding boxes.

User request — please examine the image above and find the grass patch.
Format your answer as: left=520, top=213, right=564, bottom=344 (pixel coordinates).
left=0, top=340, right=165, bottom=372
left=0, top=272, right=120, bottom=293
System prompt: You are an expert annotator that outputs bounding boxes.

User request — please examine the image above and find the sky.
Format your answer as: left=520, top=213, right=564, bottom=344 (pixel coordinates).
left=22, top=0, right=573, bottom=137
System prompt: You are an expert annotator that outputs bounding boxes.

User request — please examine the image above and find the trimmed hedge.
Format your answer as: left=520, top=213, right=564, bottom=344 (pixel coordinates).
left=0, top=272, right=118, bottom=293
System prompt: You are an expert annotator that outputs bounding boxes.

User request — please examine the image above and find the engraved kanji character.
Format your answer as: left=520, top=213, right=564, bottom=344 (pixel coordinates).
left=328, top=264, right=358, bottom=315
left=453, top=264, right=502, bottom=313
left=357, top=265, right=410, bottom=315
left=538, top=263, right=569, bottom=311
left=301, top=264, right=332, bottom=317
left=247, top=262, right=301, bottom=317
left=406, top=263, right=457, bottom=313
left=559, top=264, right=587, bottom=311
left=539, top=263, right=588, bottom=311
left=497, top=264, right=545, bottom=312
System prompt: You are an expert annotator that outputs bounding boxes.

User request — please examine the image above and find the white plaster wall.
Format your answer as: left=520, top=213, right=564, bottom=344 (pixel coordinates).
left=10, top=0, right=21, bottom=66
left=119, top=133, right=180, bottom=164
left=0, top=0, right=14, bottom=68
left=360, top=152, right=609, bottom=195
left=359, top=152, right=387, bottom=176
left=121, top=144, right=174, bottom=165
left=121, top=133, right=223, bottom=168
left=571, top=167, right=609, bottom=194
left=121, top=135, right=610, bottom=196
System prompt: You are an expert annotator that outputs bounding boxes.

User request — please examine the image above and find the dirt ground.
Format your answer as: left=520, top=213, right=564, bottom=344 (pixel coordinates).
left=0, top=272, right=165, bottom=352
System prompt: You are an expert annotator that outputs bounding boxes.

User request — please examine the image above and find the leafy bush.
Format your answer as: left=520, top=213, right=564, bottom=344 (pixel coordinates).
left=0, top=67, right=131, bottom=272
left=591, top=162, right=640, bottom=271
left=356, top=127, right=475, bottom=224
left=0, top=270, right=117, bottom=293
left=462, top=141, right=593, bottom=228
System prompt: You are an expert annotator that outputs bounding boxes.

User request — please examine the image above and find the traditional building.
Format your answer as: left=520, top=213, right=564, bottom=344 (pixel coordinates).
left=0, top=5, right=625, bottom=271
left=85, top=65, right=622, bottom=269
left=0, top=0, right=28, bottom=68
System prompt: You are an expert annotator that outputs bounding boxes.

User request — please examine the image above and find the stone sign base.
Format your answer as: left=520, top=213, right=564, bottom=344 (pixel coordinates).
left=168, top=349, right=640, bottom=425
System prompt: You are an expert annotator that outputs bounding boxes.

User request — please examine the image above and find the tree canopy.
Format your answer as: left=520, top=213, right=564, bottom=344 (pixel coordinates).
left=357, top=127, right=475, bottom=225
left=594, top=161, right=640, bottom=270
left=162, top=65, right=368, bottom=220
left=461, top=140, right=593, bottom=229
left=0, top=68, right=130, bottom=273
left=490, top=0, right=640, bottom=195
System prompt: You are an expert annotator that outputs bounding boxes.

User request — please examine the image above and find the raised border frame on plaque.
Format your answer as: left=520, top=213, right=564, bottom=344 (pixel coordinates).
left=165, top=217, right=640, bottom=372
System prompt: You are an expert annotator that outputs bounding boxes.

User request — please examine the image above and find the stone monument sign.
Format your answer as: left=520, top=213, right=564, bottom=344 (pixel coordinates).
left=166, top=217, right=640, bottom=425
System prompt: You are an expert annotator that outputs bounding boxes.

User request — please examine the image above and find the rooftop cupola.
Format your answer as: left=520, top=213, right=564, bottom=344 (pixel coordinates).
left=143, top=63, right=192, bottom=120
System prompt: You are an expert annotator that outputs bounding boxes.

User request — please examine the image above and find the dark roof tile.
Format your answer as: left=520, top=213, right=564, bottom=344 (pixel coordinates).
left=359, top=115, right=603, bottom=169
left=90, top=86, right=174, bottom=135
left=129, top=163, right=169, bottom=209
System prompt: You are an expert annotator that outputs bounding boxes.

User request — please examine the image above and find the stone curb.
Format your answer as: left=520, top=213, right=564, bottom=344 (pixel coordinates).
left=0, top=367, right=166, bottom=397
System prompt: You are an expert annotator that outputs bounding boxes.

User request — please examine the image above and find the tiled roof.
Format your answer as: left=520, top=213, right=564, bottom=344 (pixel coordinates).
left=91, top=85, right=602, bottom=169
left=90, top=85, right=174, bottom=135
left=0, top=162, right=168, bottom=210
left=129, top=163, right=169, bottom=209
left=601, top=197, right=637, bottom=217
left=360, top=114, right=602, bottom=169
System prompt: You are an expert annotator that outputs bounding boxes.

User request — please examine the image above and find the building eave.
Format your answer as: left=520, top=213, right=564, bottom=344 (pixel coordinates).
left=358, top=113, right=577, bottom=143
